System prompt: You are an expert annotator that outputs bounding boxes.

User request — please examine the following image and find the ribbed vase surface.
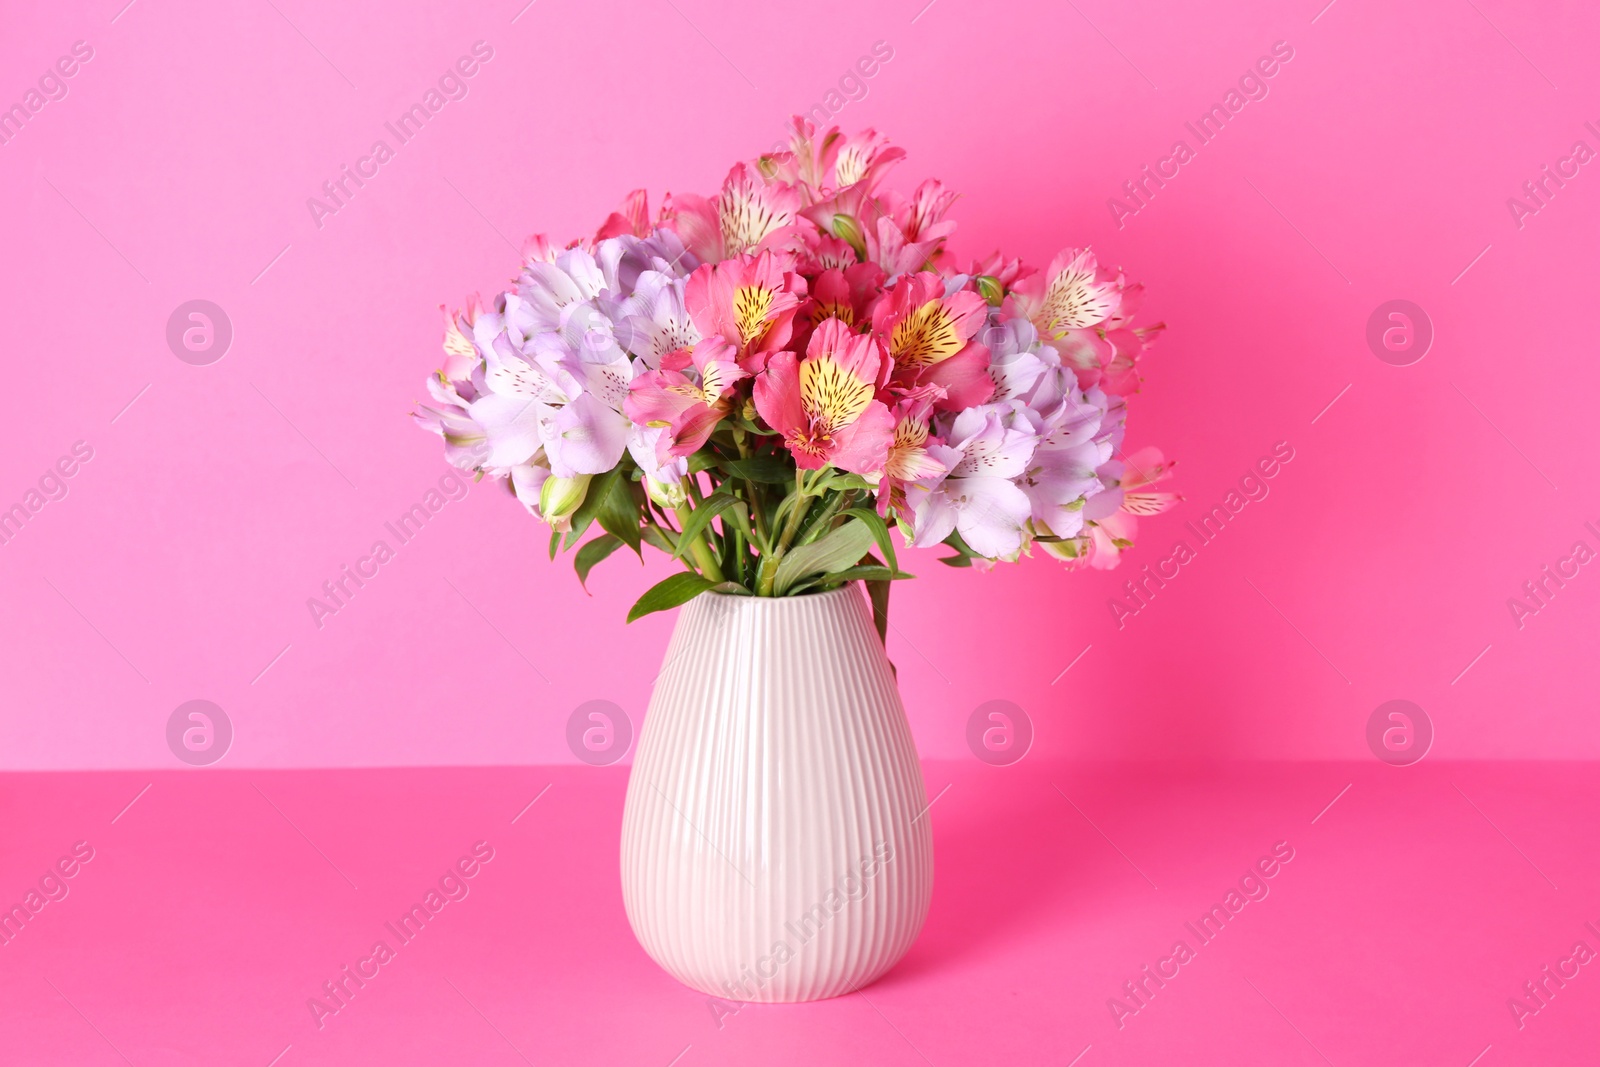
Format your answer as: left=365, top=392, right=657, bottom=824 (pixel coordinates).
left=620, top=582, right=933, bottom=1002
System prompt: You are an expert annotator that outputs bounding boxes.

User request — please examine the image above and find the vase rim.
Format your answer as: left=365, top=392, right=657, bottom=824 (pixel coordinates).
left=703, top=581, right=861, bottom=603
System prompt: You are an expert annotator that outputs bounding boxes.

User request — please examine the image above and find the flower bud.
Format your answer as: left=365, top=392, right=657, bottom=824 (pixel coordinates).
left=1038, top=536, right=1087, bottom=563
left=975, top=275, right=1005, bottom=307
left=645, top=474, right=687, bottom=509
left=539, top=473, right=592, bottom=530
left=830, top=213, right=866, bottom=258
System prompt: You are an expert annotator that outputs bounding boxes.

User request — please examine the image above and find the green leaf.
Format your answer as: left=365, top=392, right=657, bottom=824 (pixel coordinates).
left=716, top=454, right=794, bottom=484
left=865, top=576, right=892, bottom=647
left=548, top=529, right=562, bottom=560
left=718, top=501, right=752, bottom=579
left=943, top=528, right=979, bottom=557
left=573, top=533, right=625, bottom=592
left=771, top=485, right=818, bottom=535
left=585, top=468, right=643, bottom=554
left=788, top=565, right=914, bottom=596
left=815, top=471, right=874, bottom=494
left=641, top=524, right=677, bottom=555
left=730, top=413, right=779, bottom=436
left=829, top=565, right=914, bottom=582
left=627, top=572, right=717, bottom=623
left=674, top=492, right=740, bottom=562
left=772, top=519, right=876, bottom=596
left=936, top=527, right=980, bottom=567
left=564, top=468, right=614, bottom=546
left=842, top=507, right=899, bottom=573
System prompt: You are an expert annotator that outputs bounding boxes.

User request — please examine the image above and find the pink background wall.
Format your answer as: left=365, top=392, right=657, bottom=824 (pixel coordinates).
left=2, top=0, right=1595, bottom=768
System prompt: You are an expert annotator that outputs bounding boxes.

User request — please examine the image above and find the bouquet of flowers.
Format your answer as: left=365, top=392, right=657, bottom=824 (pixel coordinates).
left=414, top=118, right=1175, bottom=629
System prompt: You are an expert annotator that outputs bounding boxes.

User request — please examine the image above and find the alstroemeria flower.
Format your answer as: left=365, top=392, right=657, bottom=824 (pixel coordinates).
left=1006, top=247, right=1123, bottom=340
left=797, top=180, right=880, bottom=258
left=1113, top=446, right=1179, bottom=516
left=684, top=252, right=807, bottom=371
left=968, top=252, right=1032, bottom=291
left=875, top=398, right=947, bottom=517
left=626, top=425, right=690, bottom=506
left=439, top=295, right=485, bottom=380
left=858, top=179, right=959, bottom=276
left=515, top=247, right=608, bottom=334
left=1052, top=327, right=1115, bottom=388
left=759, top=117, right=842, bottom=195
left=1045, top=446, right=1176, bottom=568
left=594, top=189, right=652, bottom=242
left=829, top=128, right=905, bottom=193
left=1017, top=440, right=1106, bottom=541
left=472, top=303, right=635, bottom=478
left=509, top=456, right=553, bottom=518
left=1097, top=324, right=1166, bottom=395
left=595, top=229, right=698, bottom=294
left=615, top=271, right=702, bottom=368
left=666, top=162, right=802, bottom=262
left=753, top=318, right=894, bottom=473
left=906, top=402, right=1038, bottom=559
left=809, top=262, right=886, bottom=329
left=413, top=371, right=491, bottom=472
left=886, top=179, right=959, bottom=247
left=983, top=317, right=1051, bottom=403
left=873, top=272, right=993, bottom=411
left=625, top=337, right=749, bottom=461
left=521, top=233, right=558, bottom=265
left=777, top=231, right=857, bottom=278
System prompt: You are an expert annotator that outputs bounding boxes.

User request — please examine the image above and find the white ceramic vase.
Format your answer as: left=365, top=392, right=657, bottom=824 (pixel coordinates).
left=620, top=582, right=933, bottom=1003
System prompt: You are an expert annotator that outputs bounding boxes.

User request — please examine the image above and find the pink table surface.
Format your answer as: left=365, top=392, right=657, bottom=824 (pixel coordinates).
left=2, top=761, right=1593, bottom=1065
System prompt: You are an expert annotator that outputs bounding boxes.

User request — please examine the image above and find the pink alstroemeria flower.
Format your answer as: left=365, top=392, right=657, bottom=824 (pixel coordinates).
left=809, top=262, right=887, bottom=329
left=872, top=272, right=994, bottom=411
left=760, top=119, right=905, bottom=203
left=593, top=189, right=652, bottom=241
left=684, top=252, right=807, bottom=372
left=968, top=251, right=1032, bottom=291
left=1006, top=247, right=1124, bottom=341
left=625, top=338, right=749, bottom=461
left=856, top=178, right=960, bottom=276
left=758, top=117, right=842, bottom=197
left=1056, top=446, right=1179, bottom=568
left=1038, top=264, right=1164, bottom=395
left=875, top=397, right=947, bottom=517
left=797, top=180, right=879, bottom=258
left=753, top=318, right=894, bottom=473
left=795, top=232, right=861, bottom=274
left=1098, top=324, right=1167, bottom=395
left=438, top=294, right=485, bottom=380
left=1109, top=446, right=1179, bottom=517
left=666, top=162, right=803, bottom=262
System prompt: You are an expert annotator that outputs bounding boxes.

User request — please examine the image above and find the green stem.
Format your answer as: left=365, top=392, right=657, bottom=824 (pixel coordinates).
left=674, top=503, right=725, bottom=584
left=735, top=434, right=771, bottom=552
left=800, top=489, right=851, bottom=547
left=756, top=469, right=813, bottom=596
left=795, top=488, right=854, bottom=547
left=743, top=480, right=765, bottom=549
